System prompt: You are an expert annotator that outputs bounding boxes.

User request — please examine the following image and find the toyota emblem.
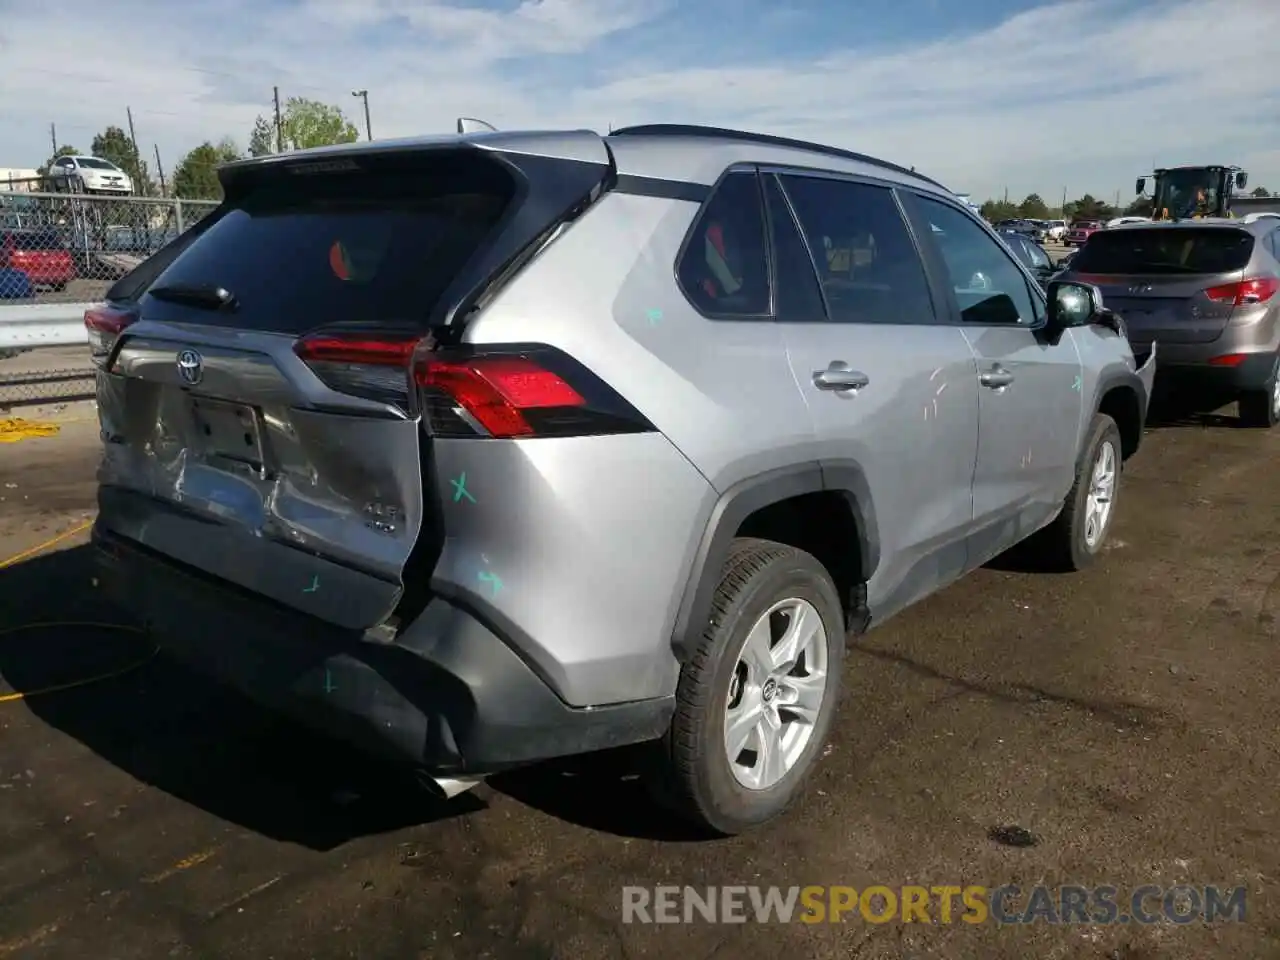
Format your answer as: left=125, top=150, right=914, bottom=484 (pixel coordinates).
left=177, top=349, right=203, bottom=385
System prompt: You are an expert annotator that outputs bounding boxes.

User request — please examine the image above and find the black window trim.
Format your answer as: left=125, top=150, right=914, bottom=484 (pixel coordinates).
left=672, top=163, right=775, bottom=323
left=899, top=188, right=1049, bottom=332
left=759, top=163, right=951, bottom=327
left=759, top=170, right=830, bottom=323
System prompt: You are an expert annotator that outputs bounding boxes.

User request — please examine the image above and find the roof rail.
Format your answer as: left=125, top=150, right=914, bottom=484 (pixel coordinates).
left=607, top=123, right=946, bottom=190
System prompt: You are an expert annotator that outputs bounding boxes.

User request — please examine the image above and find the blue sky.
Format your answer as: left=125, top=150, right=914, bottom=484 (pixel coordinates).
left=1, top=0, right=1277, bottom=202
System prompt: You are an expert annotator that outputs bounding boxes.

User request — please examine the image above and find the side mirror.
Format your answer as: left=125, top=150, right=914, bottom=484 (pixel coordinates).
left=1046, top=280, right=1115, bottom=339
left=1135, top=177, right=1146, bottom=195
left=1236, top=171, right=1248, bottom=189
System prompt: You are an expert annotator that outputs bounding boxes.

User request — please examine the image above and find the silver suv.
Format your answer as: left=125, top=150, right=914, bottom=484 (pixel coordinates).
left=87, top=124, right=1156, bottom=835
left=1059, top=215, right=1280, bottom=425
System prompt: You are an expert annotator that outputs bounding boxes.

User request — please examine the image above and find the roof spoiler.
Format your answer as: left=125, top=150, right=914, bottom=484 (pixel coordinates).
left=457, top=117, right=497, bottom=134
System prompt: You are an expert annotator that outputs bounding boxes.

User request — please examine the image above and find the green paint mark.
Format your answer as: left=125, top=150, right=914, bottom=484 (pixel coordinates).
left=477, top=570, right=503, bottom=597
left=646, top=308, right=663, bottom=326
left=304, top=575, right=319, bottom=593
left=1071, top=375, right=1082, bottom=392
left=451, top=472, right=476, bottom=503
left=324, top=668, right=336, bottom=694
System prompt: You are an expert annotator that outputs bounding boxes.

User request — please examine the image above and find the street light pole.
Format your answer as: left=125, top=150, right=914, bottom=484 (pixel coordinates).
left=351, top=89, right=372, bottom=141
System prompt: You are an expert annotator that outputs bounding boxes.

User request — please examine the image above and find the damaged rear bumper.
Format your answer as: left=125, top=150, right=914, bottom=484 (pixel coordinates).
left=91, top=524, right=673, bottom=775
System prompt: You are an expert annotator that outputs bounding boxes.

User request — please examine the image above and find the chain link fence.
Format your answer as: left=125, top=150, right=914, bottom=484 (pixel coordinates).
left=1, top=188, right=217, bottom=305
left=0, top=188, right=217, bottom=406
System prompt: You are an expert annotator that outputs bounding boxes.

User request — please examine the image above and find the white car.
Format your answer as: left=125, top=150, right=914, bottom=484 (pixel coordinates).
left=47, top=155, right=134, bottom=195
left=1045, top=219, right=1067, bottom=241
left=1105, top=215, right=1150, bottom=228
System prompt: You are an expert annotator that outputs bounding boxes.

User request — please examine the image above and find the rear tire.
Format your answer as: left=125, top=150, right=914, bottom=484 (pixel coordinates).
left=1031, top=413, right=1122, bottom=571
left=647, top=538, right=845, bottom=836
left=1237, top=363, right=1280, bottom=428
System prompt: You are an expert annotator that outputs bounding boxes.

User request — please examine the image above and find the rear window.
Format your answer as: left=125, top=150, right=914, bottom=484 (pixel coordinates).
left=5, top=230, right=64, bottom=251
left=141, top=152, right=518, bottom=333
left=1071, top=228, right=1254, bottom=275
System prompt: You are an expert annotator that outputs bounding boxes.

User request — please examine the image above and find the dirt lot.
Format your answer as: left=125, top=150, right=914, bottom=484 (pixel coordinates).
left=0, top=391, right=1278, bottom=959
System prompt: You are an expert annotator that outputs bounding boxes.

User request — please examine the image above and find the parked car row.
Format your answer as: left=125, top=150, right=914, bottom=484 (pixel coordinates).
left=86, top=123, right=1158, bottom=837
left=0, top=222, right=180, bottom=296
left=0, top=228, right=76, bottom=295
left=993, top=218, right=1068, bottom=243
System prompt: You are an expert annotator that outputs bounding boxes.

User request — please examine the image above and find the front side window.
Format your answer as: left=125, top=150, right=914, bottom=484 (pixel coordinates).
left=910, top=195, right=1039, bottom=326
left=676, top=170, right=770, bottom=318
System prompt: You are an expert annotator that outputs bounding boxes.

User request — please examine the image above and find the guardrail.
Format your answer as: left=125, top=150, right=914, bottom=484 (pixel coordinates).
left=0, top=303, right=92, bottom=349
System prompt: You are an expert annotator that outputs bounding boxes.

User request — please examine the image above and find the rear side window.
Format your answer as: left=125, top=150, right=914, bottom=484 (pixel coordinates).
left=140, top=152, right=518, bottom=333
left=778, top=175, right=936, bottom=324
left=1072, top=228, right=1254, bottom=275
left=676, top=171, right=770, bottom=317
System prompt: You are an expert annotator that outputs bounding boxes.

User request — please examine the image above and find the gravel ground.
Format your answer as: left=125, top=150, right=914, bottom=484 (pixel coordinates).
left=0, top=351, right=1277, bottom=959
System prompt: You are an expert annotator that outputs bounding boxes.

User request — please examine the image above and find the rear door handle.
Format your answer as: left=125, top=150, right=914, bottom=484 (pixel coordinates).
left=813, top=362, right=870, bottom=392
left=979, top=365, right=1015, bottom=389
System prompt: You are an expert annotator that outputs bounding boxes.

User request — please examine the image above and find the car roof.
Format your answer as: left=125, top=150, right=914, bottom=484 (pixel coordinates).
left=221, top=124, right=958, bottom=201
left=1107, top=217, right=1276, bottom=236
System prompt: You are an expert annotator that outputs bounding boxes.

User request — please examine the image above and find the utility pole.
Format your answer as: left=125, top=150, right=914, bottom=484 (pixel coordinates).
left=126, top=106, right=146, bottom=195
left=50, top=123, right=58, bottom=158
left=351, top=89, right=372, bottom=141
left=153, top=144, right=167, bottom=196
left=273, top=86, right=283, bottom=153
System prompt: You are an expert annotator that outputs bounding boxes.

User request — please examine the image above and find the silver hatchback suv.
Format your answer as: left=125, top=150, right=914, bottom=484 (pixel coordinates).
left=87, top=124, right=1156, bottom=834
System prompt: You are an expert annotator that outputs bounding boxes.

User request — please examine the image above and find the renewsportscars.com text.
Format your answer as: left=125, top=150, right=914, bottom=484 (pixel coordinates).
left=621, top=884, right=1247, bottom=925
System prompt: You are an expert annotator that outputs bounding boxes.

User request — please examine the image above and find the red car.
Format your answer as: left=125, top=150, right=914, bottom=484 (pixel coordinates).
left=0, top=229, right=77, bottom=290
left=1063, top=220, right=1103, bottom=247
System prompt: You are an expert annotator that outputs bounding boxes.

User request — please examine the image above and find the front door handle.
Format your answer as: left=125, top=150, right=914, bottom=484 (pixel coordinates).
left=979, top=365, right=1015, bottom=389
left=813, top=362, right=870, bottom=393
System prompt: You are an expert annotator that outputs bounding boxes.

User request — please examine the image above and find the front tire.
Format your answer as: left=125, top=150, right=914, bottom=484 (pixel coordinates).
left=1033, top=413, right=1122, bottom=571
left=649, top=538, right=845, bottom=835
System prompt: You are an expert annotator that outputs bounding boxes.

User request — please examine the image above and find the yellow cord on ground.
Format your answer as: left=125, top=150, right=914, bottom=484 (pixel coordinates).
left=1, top=521, right=155, bottom=703
left=0, top=622, right=157, bottom=703
left=0, top=519, right=93, bottom=570
left=0, top=419, right=61, bottom=443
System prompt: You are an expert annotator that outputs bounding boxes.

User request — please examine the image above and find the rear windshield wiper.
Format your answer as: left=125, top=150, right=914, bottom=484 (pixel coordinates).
left=148, top=283, right=238, bottom=310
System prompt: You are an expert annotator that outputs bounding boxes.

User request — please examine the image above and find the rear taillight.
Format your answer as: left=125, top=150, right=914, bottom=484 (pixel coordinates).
left=84, top=304, right=138, bottom=368
left=293, top=333, right=421, bottom=406
left=1204, top=277, right=1279, bottom=306
left=1208, top=354, right=1246, bottom=367
left=292, top=332, right=653, bottom=439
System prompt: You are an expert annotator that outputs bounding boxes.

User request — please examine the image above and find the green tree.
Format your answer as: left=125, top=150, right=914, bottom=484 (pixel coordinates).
left=248, top=116, right=276, bottom=157
left=247, top=97, right=359, bottom=154
left=1066, top=194, right=1113, bottom=221
left=1123, top=196, right=1154, bottom=217
left=1017, top=193, right=1050, bottom=219
left=1252, top=185, right=1272, bottom=197
left=172, top=138, right=243, bottom=200
left=979, top=199, right=1020, bottom=223
left=90, top=125, right=157, bottom=196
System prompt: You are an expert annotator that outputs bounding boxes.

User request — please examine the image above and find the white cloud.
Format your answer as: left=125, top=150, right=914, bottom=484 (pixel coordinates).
left=0, top=0, right=1277, bottom=201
